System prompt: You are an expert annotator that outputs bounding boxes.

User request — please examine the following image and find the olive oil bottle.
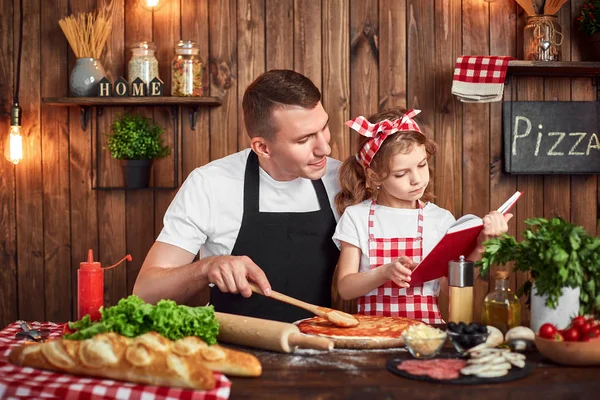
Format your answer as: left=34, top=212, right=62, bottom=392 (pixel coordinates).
left=482, top=270, right=521, bottom=334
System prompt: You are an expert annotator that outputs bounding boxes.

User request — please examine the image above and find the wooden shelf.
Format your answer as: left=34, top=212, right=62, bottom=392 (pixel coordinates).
left=42, top=96, right=222, bottom=107
left=41, top=96, right=223, bottom=190
left=507, top=61, right=600, bottom=77
left=42, top=96, right=222, bottom=130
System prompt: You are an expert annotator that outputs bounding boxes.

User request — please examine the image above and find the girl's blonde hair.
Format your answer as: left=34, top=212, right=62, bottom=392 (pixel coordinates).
left=335, top=107, right=438, bottom=215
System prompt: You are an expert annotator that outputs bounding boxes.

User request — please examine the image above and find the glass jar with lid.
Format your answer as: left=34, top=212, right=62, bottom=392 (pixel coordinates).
left=171, top=40, right=204, bottom=96
left=523, top=15, right=563, bottom=61
left=128, top=41, right=159, bottom=84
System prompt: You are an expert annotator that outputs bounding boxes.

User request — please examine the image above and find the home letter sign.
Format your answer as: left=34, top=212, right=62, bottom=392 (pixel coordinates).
left=98, top=77, right=112, bottom=97
left=113, top=77, right=129, bottom=97
left=149, top=77, right=164, bottom=96
left=131, top=77, right=147, bottom=97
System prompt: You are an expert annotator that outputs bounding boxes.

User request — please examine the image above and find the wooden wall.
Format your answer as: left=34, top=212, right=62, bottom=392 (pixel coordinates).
left=0, top=0, right=597, bottom=328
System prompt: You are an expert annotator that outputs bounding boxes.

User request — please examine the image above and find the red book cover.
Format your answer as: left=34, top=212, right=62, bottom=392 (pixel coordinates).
left=409, top=191, right=522, bottom=286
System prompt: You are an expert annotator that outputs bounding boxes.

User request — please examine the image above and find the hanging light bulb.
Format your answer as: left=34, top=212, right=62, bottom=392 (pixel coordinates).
left=5, top=104, right=23, bottom=165
left=141, top=0, right=162, bottom=11
left=6, top=0, right=24, bottom=165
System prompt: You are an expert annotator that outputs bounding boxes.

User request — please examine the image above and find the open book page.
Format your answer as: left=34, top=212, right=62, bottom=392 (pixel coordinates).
left=497, top=191, right=522, bottom=214
left=447, top=214, right=482, bottom=233
left=446, top=191, right=522, bottom=234
left=408, top=191, right=522, bottom=286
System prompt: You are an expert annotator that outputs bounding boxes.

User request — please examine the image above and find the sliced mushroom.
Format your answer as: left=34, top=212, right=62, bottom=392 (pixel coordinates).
left=461, top=363, right=492, bottom=375
left=475, top=369, right=509, bottom=378
left=466, top=342, right=490, bottom=353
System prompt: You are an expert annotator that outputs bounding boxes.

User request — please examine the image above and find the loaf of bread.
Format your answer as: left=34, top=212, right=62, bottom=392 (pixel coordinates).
left=8, top=331, right=262, bottom=391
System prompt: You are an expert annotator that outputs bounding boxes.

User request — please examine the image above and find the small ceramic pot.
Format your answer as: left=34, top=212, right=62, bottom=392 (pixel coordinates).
left=530, top=282, right=580, bottom=333
left=70, top=58, right=106, bottom=97
left=120, top=159, right=153, bottom=188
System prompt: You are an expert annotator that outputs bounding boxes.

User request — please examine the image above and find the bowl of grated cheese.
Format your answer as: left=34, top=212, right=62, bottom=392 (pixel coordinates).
left=402, top=324, right=447, bottom=359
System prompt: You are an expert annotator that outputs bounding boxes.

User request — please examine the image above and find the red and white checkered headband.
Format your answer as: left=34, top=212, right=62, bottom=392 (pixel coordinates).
left=345, top=109, right=423, bottom=167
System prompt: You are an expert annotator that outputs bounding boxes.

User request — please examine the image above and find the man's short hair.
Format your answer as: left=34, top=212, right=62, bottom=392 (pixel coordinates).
left=242, top=70, right=321, bottom=141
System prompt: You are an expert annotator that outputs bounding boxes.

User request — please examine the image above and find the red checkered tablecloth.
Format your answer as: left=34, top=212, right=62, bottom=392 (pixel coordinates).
left=0, top=321, right=231, bottom=400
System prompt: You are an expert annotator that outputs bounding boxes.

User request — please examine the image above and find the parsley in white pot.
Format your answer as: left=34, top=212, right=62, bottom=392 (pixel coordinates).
left=477, top=217, right=600, bottom=332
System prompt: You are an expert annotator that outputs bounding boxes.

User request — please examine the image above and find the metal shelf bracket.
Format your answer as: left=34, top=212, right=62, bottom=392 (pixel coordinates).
left=80, top=107, right=92, bottom=130
left=593, top=76, right=600, bottom=102
left=189, top=106, right=200, bottom=131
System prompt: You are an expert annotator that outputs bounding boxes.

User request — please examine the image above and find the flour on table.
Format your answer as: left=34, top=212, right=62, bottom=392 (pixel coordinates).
left=293, top=348, right=407, bottom=355
left=257, top=347, right=407, bottom=375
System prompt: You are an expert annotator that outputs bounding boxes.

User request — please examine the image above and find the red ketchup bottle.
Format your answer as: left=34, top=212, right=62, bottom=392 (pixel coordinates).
left=77, top=249, right=131, bottom=321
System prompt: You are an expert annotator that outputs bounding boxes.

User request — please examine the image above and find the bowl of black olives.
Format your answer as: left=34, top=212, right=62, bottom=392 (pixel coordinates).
left=446, top=322, right=489, bottom=353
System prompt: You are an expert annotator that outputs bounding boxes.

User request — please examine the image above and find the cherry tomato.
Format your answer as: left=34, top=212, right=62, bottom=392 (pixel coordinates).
left=572, top=315, right=586, bottom=327
left=563, top=327, right=581, bottom=342
left=589, top=327, right=600, bottom=339
left=578, top=322, right=593, bottom=336
left=538, top=323, right=557, bottom=339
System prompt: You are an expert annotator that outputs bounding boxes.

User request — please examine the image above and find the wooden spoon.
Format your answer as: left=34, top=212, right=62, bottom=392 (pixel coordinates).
left=514, top=0, right=536, bottom=15
left=531, top=0, right=545, bottom=15
left=544, top=0, right=568, bottom=15
left=249, top=283, right=359, bottom=328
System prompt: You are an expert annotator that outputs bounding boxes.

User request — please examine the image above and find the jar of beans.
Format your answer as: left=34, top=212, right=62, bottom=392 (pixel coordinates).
left=128, top=41, right=159, bottom=84
left=171, top=40, right=204, bottom=96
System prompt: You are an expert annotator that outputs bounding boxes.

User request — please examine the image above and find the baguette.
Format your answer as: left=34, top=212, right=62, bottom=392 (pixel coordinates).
left=9, top=331, right=262, bottom=391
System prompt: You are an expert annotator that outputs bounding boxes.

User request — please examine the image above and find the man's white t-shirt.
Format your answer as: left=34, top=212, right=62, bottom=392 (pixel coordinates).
left=332, top=200, right=456, bottom=296
left=157, top=149, right=341, bottom=258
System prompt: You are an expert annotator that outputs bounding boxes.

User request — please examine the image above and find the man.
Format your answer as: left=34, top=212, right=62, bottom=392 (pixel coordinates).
left=133, top=70, right=341, bottom=322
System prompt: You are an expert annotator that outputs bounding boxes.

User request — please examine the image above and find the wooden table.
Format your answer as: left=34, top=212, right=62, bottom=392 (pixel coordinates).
left=228, top=347, right=600, bottom=399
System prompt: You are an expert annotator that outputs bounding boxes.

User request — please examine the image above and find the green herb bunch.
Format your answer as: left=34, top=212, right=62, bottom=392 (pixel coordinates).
left=578, top=0, right=600, bottom=36
left=106, top=113, right=171, bottom=160
left=477, top=217, right=600, bottom=316
left=65, top=295, right=220, bottom=344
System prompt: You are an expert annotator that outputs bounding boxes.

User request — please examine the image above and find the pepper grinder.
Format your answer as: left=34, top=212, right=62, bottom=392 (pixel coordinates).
left=448, top=255, right=474, bottom=323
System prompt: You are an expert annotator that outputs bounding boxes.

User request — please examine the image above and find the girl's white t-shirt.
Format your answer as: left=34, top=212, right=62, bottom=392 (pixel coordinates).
left=333, top=200, right=456, bottom=296
left=157, top=149, right=341, bottom=257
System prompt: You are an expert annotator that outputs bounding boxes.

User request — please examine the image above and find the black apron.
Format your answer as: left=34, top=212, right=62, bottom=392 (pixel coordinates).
left=210, top=151, right=340, bottom=322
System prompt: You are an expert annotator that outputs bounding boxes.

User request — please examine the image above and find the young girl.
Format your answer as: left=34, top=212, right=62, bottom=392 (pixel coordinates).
left=333, top=107, right=511, bottom=323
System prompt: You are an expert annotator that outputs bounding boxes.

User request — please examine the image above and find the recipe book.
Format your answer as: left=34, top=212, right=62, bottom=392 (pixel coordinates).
left=409, top=191, right=522, bottom=286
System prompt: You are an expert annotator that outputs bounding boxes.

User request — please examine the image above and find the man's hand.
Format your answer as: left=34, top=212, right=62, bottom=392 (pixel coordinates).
left=383, top=256, right=416, bottom=288
left=204, top=255, right=271, bottom=298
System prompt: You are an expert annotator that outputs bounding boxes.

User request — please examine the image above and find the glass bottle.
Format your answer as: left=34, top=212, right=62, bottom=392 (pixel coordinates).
left=171, top=40, right=204, bottom=96
left=523, top=15, right=563, bottom=61
left=482, top=270, right=521, bottom=335
left=128, top=41, right=159, bottom=84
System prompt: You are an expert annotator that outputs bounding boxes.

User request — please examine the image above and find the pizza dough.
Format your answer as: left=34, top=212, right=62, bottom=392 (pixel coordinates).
left=296, top=315, right=425, bottom=349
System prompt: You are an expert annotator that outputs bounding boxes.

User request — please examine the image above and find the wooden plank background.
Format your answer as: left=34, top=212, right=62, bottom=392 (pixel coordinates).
left=0, top=0, right=597, bottom=327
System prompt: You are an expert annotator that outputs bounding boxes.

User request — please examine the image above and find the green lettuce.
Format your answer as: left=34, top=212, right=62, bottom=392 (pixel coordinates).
left=64, top=295, right=219, bottom=344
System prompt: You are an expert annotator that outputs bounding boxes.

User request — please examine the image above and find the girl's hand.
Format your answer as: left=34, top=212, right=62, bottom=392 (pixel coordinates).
left=383, top=256, right=416, bottom=288
left=475, top=211, right=513, bottom=251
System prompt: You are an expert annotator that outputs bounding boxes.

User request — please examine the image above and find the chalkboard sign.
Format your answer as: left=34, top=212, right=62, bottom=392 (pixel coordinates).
left=503, top=101, right=600, bottom=174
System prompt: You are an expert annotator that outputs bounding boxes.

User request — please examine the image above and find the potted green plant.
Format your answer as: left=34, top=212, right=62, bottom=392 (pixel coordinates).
left=477, top=217, right=600, bottom=332
left=578, top=0, right=600, bottom=60
left=106, top=112, right=171, bottom=188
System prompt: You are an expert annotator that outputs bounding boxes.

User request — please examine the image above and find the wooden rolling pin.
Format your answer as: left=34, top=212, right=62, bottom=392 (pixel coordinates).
left=215, top=312, right=334, bottom=353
